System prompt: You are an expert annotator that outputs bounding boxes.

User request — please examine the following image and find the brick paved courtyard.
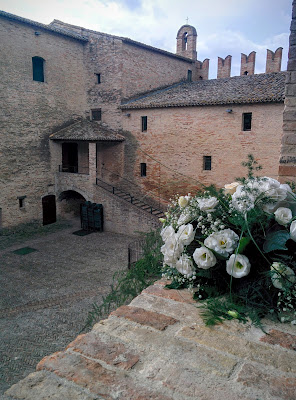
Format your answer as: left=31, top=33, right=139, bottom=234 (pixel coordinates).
left=0, top=220, right=133, bottom=395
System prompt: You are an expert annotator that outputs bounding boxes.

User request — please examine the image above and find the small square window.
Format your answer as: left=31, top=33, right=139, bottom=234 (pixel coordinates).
left=203, top=156, right=212, bottom=171
left=140, top=163, right=147, bottom=177
left=91, top=109, right=101, bottom=121
left=141, top=116, right=147, bottom=132
left=242, top=112, right=252, bottom=131
left=95, top=73, right=101, bottom=84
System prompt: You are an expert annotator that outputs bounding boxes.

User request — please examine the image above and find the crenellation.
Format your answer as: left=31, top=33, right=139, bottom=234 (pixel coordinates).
left=217, top=55, right=232, bottom=78
left=240, top=51, right=256, bottom=76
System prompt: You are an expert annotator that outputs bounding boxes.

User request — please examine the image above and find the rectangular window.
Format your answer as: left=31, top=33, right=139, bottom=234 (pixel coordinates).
left=91, top=109, right=102, bottom=121
left=203, top=156, right=212, bottom=171
left=141, top=116, right=147, bottom=132
left=242, top=112, right=252, bottom=131
left=187, top=70, right=192, bottom=82
left=140, top=163, right=147, bottom=177
left=18, top=196, right=26, bottom=208
left=95, top=73, right=101, bottom=84
left=32, top=56, right=44, bottom=82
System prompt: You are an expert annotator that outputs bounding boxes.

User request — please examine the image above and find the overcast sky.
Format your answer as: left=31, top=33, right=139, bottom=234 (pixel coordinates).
left=0, top=0, right=292, bottom=78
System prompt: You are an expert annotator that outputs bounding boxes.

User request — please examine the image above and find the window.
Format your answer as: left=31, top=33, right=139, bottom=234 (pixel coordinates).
left=141, top=116, right=147, bottom=132
left=140, top=163, right=147, bottom=177
left=32, top=56, right=44, bottom=82
left=91, top=109, right=102, bottom=121
left=187, top=70, right=192, bottom=82
left=95, top=73, right=101, bottom=84
left=18, top=196, right=26, bottom=208
left=203, top=156, right=212, bottom=171
left=242, top=112, right=252, bottom=131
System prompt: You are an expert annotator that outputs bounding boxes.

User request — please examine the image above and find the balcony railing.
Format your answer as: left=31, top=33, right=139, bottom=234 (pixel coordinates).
left=58, top=165, right=89, bottom=175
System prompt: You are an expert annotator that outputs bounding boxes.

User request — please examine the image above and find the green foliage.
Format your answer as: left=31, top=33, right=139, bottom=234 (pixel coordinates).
left=238, top=154, right=263, bottom=181
left=263, top=231, right=290, bottom=253
left=82, top=229, right=163, bottom=332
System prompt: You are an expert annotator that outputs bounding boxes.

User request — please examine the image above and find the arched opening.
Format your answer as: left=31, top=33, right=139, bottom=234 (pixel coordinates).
left=32, top=56, right=45, bottom=82
left=42, top=195, right=56, bottom=225
left=182, top=32, right=188, bottom=51
left=58, top=190, right=86, bottom=219
left=244, top=71, right=248, bottom=75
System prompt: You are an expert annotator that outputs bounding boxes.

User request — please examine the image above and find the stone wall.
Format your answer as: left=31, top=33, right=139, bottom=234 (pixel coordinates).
left=279, top=0, right=296, bottom=182
left=0, top=16, right=88, bottom=227
left=5, top=280, right=296, bottom=400
left=122, top=103, right=284, bottom=197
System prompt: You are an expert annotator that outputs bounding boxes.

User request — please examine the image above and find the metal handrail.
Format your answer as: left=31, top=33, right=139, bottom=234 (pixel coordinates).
left=59, top=165, right=89, bottom=174
left=101, top=165, right=170, bottom=206
left=96, top=177, right=165, bottom=216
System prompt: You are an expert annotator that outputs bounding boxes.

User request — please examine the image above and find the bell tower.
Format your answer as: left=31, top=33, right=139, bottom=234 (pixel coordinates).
left=176, top=25, right=197, bottom=61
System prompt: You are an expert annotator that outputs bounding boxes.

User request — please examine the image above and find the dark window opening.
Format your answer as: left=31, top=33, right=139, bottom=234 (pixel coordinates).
left=203, top=156, right=212, bottom=171
left=182, top=32, right=188, bottom=51
left=244, top=71, right=248, bottom=75
left=92, top=109, right=102, bottom=121
left=199, top=76, right=203, bottom=80
left=141, top=116, right=147, bottom=132
left=187, top=70, right=192, bottom=82
left=243, top=112, right=252, bottom=131
left=62, top=142, right=78, bottom=173
left=18, top=196, right=26, bottom=208
left=140, top=163, right=147, bottom=177
left=95, top=73, right=101, bottom=84
left=32, top=56, right=44, bottom=82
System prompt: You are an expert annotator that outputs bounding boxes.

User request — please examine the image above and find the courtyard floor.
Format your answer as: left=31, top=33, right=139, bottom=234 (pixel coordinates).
left=0, top=220, right=133, bottom=396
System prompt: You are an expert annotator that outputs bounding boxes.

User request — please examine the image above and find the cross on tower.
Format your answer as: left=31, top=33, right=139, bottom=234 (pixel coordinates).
left=186, top=17, right=189, bottom=24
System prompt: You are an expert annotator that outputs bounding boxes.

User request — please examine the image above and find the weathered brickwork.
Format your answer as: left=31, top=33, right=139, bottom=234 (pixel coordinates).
left=122, top=103, right=284, bottom=198
left=279, top=0, right=296, bottom=183
left=5, top=281, right=296, bottom=400
left=0, top=16, right=88, bottom=227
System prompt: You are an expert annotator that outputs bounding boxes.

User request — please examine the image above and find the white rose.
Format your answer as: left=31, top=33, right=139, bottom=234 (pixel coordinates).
left=224, top=182, right=240, bottom=195
left=177, top=211, right=192, bottom=226
left=204, top=229, right=239, bottom=257
left=231, top=186, right=255, bottom=213
left=176, top=254, right=195, bottom=277
left=226, top=254, right=251, bottom=278
left=274, top=207, right=292, bottom=226
left=177, top=224, right=195, bottom=246
left=290, top=220, right=296, bottom=242
left=271, top=262, right=296, bottom=289
left=193, top=246, right=217, bottom=269
left=197, top=196, right=219, bottom=212
left=178, top=196, right=189, bottom=208
left=161, top=235, right=184, bottom=266
left=160, top=225, right=175, bottom=241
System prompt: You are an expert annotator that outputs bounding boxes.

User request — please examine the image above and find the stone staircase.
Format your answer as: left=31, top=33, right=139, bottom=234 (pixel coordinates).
left=96, top=177, right=166, bottom=219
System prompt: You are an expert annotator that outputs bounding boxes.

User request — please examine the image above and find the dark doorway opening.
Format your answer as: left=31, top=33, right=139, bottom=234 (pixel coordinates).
left=59, top=190, right=86, bottom=218
left=62, top=143, right=78, bottom=173
left=42, top=195, right=56, bottom=225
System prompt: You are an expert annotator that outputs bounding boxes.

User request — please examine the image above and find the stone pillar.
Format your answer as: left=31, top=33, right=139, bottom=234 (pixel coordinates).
left=217, top=55, right=232, bottom=78
left=266, top=48, right=283, bottom=73
left=240, top=51, right=256, bottom=76
left=89, top=142, right=97, bottom=183
left=279, top=0, right=296, bottom=182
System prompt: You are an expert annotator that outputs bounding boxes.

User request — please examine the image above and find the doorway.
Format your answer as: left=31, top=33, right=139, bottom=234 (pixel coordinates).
left=62, top=142, right=78, bottom=173
left=42, top=195, right=56, bottom=225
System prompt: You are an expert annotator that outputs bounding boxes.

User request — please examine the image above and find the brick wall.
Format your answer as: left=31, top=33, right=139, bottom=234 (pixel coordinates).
left=122, top=103, right=284, bottom=198
left=0, top=17, right=87, bottom=227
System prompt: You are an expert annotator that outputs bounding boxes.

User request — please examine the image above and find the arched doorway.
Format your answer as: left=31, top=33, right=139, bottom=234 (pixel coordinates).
left=42, top=195, right=56, bottom=225
left=58, top=190, right=86, bottom=218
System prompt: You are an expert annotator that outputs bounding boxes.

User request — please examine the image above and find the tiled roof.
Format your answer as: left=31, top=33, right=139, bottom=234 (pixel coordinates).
left=121, top=72, right=286, bottom=109
left=0, top=10, right=88, bottom=41
left=49, top=120, right=125, bottom=142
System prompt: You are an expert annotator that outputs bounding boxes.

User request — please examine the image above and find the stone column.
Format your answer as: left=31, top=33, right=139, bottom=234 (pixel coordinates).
left=89, top=142, right=97, bottom=183
left=279, top=0, right=296, bottom=182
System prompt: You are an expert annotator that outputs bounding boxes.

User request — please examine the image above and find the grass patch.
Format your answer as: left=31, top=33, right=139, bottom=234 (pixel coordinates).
left=82, top=229, right=163, bottom=332
left=12, top=247, right=38, bottom=255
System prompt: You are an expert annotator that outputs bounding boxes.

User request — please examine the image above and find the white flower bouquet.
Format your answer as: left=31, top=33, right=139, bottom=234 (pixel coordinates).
left=160, top=156, right=296, bottom=327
